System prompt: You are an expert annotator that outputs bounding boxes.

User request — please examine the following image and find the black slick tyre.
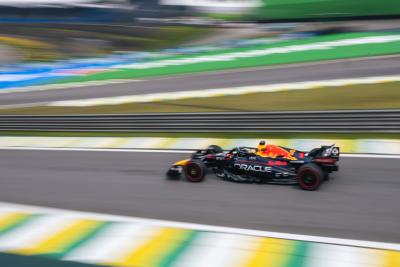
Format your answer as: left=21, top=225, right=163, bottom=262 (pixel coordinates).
left=184, top=160, right=207, bottom=182
left=297, top=163, right=323, bottom=191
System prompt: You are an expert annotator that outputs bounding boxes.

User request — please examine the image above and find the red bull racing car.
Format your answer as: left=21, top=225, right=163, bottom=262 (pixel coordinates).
left=166, top=141, right=340, bottom=191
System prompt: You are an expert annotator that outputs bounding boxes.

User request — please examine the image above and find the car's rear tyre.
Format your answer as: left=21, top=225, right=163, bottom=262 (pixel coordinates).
left=207, top=145, right=223, bottom=154
left=184, top=160, right=206, bottom=182
left=297, top=163, right=323, bottom=191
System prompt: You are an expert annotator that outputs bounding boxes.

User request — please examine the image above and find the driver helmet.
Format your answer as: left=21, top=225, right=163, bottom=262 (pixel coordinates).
left=257, top=140, right=267, bottom=153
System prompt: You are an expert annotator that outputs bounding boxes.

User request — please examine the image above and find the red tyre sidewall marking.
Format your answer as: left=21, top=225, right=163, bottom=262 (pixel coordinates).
left=185, top=163, right=204, bottom=182
left=297, top=167, right=321, bottom=190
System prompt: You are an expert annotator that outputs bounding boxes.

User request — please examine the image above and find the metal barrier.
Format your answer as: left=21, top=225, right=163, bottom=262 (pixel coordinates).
left=0, top=109, right=399, bottom=132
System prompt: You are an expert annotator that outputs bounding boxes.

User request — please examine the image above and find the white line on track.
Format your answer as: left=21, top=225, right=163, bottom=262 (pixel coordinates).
left=47, top=75, right=400, bottom=107
left=0, top=201, right=399, bottom=251
left=149, top=54, right=400, bottom=82
left=0, top=79, right=143, bottom=95
left=341, top=153, right=400, bottom=159
left=0, top=146, right=399, bottom=159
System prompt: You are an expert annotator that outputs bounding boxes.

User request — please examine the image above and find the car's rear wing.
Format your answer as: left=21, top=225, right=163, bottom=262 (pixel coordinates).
left=307, top=145, right=340, bottom=159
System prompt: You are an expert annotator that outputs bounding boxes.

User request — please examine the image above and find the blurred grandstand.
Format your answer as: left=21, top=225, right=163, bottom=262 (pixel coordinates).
left=160, top=0, right=400, bottom=21
left=0, top=0, right=129, bottom=8
left=0, top=0, right=211, bottom=63
left=0, top=0, right=195, bottom=24
left=1, top=0, right=399, bottom=24
left=0, top=0, right=136, bottom=23
left=0, top=0, right=399, bottom=63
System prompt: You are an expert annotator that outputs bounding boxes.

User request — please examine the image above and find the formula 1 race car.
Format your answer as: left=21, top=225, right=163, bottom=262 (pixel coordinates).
left=166, top=141, right=340, bottom=191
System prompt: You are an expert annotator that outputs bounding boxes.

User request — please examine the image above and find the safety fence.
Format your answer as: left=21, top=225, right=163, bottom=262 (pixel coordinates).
left=0, top=109, right=399, bottom=132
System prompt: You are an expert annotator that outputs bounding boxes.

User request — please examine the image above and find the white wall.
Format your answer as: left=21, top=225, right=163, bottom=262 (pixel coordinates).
left=159, top=0, right=262, bottom=13
left=0, top=0, right=129, bottom=8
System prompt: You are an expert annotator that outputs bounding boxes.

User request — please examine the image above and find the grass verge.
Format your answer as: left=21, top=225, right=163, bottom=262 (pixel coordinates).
left=1, top=82, right=400, bottom=115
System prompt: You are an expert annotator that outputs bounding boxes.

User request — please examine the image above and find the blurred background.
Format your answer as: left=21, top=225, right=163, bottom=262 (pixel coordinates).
left=0, top=0, right=399, bottom=113
left=0, top=0, right=399, bottom=64
left=0, top=1, right=399, bottom=267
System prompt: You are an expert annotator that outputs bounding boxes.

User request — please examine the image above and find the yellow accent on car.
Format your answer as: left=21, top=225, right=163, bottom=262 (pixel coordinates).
left=174, top=159, right=190, bottom=166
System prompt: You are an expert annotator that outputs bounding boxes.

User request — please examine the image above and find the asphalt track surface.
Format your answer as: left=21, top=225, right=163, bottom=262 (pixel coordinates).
left=1, top=149, right=399, bottom=244
left=1, top=56, right=400, bottom=106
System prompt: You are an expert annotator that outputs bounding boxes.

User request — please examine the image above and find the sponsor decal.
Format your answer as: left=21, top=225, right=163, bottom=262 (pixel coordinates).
left=234, top=163, right=272, bottom=172
left=267, top=161, right=288, bottom=166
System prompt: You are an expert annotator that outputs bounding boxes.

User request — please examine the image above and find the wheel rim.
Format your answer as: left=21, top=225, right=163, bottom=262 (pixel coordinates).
left=187, top=163, right=202, bottom=180
left=303, top=171, right=317, bottom=186
left=298, top=168, right=321, bottom=190
left=189, top=166, right=200, bottom=177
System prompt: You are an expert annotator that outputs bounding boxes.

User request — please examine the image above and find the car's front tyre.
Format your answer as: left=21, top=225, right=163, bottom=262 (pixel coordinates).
left=184, top=160, right=206, bottom=182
